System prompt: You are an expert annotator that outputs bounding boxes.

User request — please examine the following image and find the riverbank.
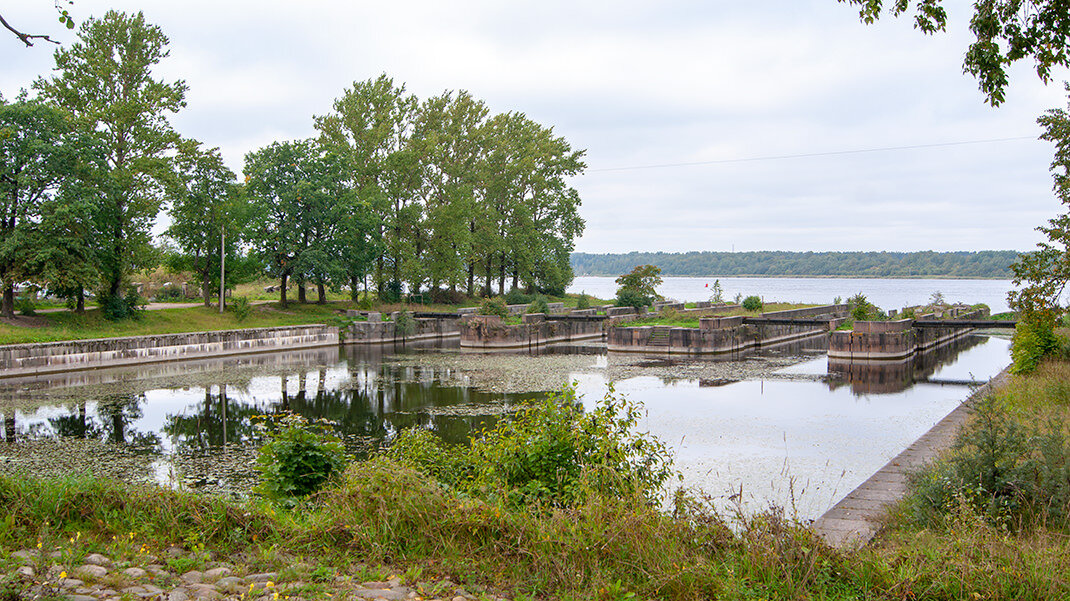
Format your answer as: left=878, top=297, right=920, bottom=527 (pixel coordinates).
left=3, top=353, right=1070, bottom=599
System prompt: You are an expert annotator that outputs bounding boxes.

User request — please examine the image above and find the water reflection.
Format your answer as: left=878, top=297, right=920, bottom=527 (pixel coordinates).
left=829, top=335, right=995, bottom=394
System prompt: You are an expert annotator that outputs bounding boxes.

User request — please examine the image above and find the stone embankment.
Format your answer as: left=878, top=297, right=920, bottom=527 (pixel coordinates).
left=344, top=312, right=461, bottom=345
left=8, top=548, right=512, bottom=601
left=0, top=326, right=338, bottom=379
left=459, top=314, right=605, bottom=349
left=828, top=308, right=988, bottom=361
left=607, top=304, right=847, bottom=355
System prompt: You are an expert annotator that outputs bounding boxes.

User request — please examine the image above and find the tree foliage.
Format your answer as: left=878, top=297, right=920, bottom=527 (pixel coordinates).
left=35, top=10, right=186, bottom=317
left=615, top=264, right=663, bottom=308
left=840, top=0, right=1070, bottom=105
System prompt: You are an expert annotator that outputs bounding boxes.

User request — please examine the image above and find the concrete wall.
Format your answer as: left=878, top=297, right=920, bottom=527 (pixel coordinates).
left=0, top=325, right=340, bottom=378
left=459, top=314, right=605, bottom=349
left=828, top=310, right=983, bottom=360
left=345, top=316, right=461, bottom=345
left=607, top=304, right=845, bottom=355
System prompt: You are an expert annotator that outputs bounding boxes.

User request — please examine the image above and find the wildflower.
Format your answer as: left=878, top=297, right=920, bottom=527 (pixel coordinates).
left=266, top=581, right=274, bottom=588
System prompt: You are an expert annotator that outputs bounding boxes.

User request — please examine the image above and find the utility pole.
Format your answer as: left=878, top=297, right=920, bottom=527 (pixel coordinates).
left=219, top=226, right=225, bottom=313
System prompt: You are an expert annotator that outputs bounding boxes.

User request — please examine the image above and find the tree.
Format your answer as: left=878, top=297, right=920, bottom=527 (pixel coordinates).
left=841, top=0, right=1070, bottom=105
left=166, top=141, right=249, bottom=307
left=35, top=10, right=186, bottom=318
left=0, top=96, right=100, bottom=317
left=615, top=264, right=662, bottom=308
left=1, top=2, right=75, bottom=47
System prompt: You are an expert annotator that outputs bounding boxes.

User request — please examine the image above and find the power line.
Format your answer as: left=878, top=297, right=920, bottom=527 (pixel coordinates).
left=586, top=135, right=1038, bottom=173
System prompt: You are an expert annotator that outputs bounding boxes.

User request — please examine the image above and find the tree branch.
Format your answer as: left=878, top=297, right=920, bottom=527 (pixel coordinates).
left=0, top=12, right=60, bottom=47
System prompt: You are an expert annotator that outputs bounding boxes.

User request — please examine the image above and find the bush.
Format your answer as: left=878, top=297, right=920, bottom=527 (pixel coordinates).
left=576, top=292, right=591, bottom=310
left=231, top=296, right=251, bottom=322
left=15, top=296, right=35, bottom=316
left=848, top=292, right=876, bottom=321
left=741, top=295, right=763, bottom=312
left=429, top=288, right=468, bottom=305
left=254, top=412, right=348, bottom=499
left=1012, top=315, right=1059, bottom=374
left=479, top=296, right=508, bottom=318
left=527, top=294, right=549, bottom=314
left=504, top=288, right=532, bottom=306
left=616, top=288, right=648, bottom=309
left=101, top=290, right=145, bottom=321
left=394, top=308, right=416, bottom=338
left=379, top=280, right=403, bottom=304
left=386, top=386, right=676, bottom=508
left=154, top=284, right=184, bottom=302
left=904, top=398, right=1070, bottom=530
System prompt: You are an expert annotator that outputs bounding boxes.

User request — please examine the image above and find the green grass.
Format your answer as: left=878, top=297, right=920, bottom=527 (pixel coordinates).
left=0, top=302, right=356, bottom=345
left=625, top=302, right=815, bottom=328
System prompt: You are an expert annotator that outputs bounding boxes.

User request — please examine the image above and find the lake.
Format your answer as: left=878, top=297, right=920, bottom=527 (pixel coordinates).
left=0, top=329, right=1010, bottom=520
left=569, top=276, right=1017, bottom=313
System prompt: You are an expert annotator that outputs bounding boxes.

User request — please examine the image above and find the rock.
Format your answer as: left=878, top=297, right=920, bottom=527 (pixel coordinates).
left=12, top=550, right=36, bottom=561
left=191, top=588, right=222, bottom=600
left=167, top=591, right=190, bottom=601
left=100, top=590, right=118, bottom=597
left=165, top=547, right=185, bottom=558
left=85, top=553, right=113, bottom=567
left=452, top=596, right=466, bottom=601
left=143, top=584, right=165, bottom=595
left=203, top=567, right=232, bottom=582
left=15, top=566, right=34, bottom=580
left=351, top=589, right=412, bottom=601
left=180, top=570, right=204, bottom=585
left=123, top=567, right=148, bottom=579
left=246, top=573, right=278, bottom=583
left=122, top=586, right=148, bottom=595
left=64, top=595, right=97, bottom=601
left=74, top=564, right=108, bottom=581
left=61, top=578, right=85, bottom=588
left=214, top=576, right=246, bottom=594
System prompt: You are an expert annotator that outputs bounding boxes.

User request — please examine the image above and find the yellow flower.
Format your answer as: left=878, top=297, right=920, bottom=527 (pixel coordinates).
left=59, top=571, right=67, bottom=579
left=273, top=593, right=279, bottom=600
left=265, top=581, right=274, bottom=588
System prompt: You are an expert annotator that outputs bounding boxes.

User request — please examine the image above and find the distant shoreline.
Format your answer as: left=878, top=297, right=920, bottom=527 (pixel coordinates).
left=573, top=274, right=1012, bottom=280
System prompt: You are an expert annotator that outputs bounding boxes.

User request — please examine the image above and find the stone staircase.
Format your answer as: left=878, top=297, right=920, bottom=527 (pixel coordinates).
left=647, top=327, right=671, bottom=347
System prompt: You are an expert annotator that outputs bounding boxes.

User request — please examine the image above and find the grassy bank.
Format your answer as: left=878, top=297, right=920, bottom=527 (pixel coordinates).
left=625, top=302, right=816, bottom=328
left=5, top=358, right=1070, bottom=599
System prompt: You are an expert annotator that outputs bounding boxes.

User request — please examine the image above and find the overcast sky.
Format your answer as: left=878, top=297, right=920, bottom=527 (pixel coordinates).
left=3, top=0, right=1068, bottom=254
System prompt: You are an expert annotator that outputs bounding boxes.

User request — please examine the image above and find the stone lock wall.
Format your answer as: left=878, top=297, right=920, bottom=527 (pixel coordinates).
left=0, top=325, right=340, bottom=378
left=344, top=315, right=461, bottom=345
left=459, top=314, right=605, bottom=349
left=828, top=310, right=984, bottom=360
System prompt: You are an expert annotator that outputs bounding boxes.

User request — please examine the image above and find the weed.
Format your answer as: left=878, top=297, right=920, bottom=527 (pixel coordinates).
left=253, top=413, right=347, bottom=500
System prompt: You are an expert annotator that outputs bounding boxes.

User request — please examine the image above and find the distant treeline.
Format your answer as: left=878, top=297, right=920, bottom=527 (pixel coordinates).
left=570, top=251, right=1020, bottom=279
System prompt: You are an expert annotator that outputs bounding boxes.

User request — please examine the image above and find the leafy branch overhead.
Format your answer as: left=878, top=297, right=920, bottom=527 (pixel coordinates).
left=0, top=1, right=75, bottom=47
left=841, top=0, right=1070, bottom=105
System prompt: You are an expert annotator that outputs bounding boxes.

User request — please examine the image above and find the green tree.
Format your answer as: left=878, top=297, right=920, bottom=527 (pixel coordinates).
left=35, top=10, right=186, bottom=318
left=166, top=141, right=249, bottom=307
left=315, top=74, right=416, bottom=299
left=615, top=264, right=662, bottom=308
left=0, top=96, right=101, bottom=317
left=841, top=0, right=1070, bottom=106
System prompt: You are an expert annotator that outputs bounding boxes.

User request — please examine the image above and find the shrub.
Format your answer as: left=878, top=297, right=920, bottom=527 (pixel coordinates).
left=379, top=281, right=403, bottom=304
left=741, top=295, right=763, bottom=312
left=479, top=296, right=508, bottom=319
left=848, top=292, right=876, bottom=321
left=709, top=279, right=725, bottom=304
left=387, top=386, right=676, bottom=508
left=527, top=294, right=549, bottom=314
left=576, top=292, right=591, bottom=310
left=254, top=412, right=348, bottom=499
left=394, top=308, right=416, bottom=338
left=1012, top=315, right=1059, bottom=374
left=504, top=288, right=532, bottom=306
left=15, top=296, right=35, bottom=316
left=904, top=398, right=1070, bottom=530
left=154, top=284, right=184, bottom=302
left=101, top=290, right=145, bottom=321
left=231, top=296, right=251, bottom=322
left=616, top=288, right=648, bottom=309
left=429, top=288, right=468, bottom=305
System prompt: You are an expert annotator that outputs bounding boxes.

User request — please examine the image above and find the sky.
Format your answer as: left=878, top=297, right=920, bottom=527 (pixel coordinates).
left=3, top=0, right=1068, bottom=254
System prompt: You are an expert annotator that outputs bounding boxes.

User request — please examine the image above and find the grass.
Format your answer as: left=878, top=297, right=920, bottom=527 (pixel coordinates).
left=0, top=302, right=356, bottom=345
left=626, top=302, right=816, bottom=328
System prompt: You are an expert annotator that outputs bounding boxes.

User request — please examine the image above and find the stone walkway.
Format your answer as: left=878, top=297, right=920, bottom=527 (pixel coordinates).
left=8, top=548, right=510, bottom=601
left=812, top=369, right=1009, bottom=548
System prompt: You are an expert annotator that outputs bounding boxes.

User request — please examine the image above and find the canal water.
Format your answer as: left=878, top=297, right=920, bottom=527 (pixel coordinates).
left=0, top=334, right=1010, bottom=520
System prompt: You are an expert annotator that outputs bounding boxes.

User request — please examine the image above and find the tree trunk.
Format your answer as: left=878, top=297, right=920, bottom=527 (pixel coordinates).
left=202, top=276, right=211, bottom=308
left=484, top=257, right=493, bottom=297
left=1, top=282, right=14, bottom=318
left=3, top=414, right=14, bottom=443
left=298, top=283, right=307, bottom=304
left=280, top=273, right=289, bottom=306
left=499, top=254, right=506, bottom=296
left=467, top=265, right=474, bottom=297
left=75, top=287, right=84, bottom=314
left=350, top=275, right=361, bottom=301
left=317, top=282, right=326, bottom=304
